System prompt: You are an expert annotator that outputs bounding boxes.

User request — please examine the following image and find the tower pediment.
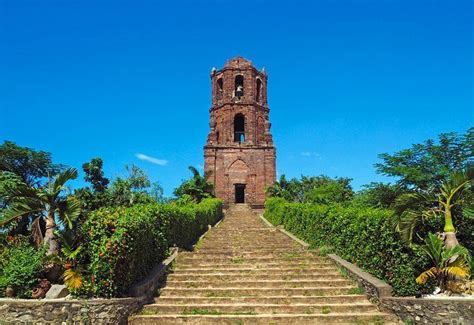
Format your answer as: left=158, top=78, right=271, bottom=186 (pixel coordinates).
left=224, top=56, right=254, bottom=69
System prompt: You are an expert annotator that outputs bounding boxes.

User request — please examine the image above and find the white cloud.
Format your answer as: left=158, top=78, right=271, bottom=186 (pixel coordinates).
left=135, top=153, right=168, bottom=166
left=300, top=152, right=322, bottom=159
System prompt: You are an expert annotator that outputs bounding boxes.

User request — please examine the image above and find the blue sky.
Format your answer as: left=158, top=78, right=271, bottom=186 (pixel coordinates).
left=1, top=0, right=472, bottom=196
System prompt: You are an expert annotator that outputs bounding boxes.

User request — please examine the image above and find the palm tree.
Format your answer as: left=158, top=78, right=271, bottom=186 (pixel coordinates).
left=394, top=167, right=473, bottom=248
left=0, top=168, right=81, bottom=255
left=174, top=166, right=214, bottom=202
left=416, top=233, right=471, bottom=291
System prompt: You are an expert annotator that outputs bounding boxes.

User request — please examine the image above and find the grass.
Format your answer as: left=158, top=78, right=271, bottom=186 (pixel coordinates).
left=282, top=252, right=302, bottom=259
left=316, top=245, right=333, bottom=256
left=140, top=308, right=159, bottom=315
left=348, top=286, right=365, bottom=295
left=321, top=306, right=331, bottom=314
left=182, top=308, right=222, bottom=315
left=182, top=309, right=256, bottom=316
left=193, top=237, right=206, bottom=251
left=337, top=266, right=350, bottom=279
left=231, top=257, right=245, bottom=264
left=354, top=318, right=384, bottom=325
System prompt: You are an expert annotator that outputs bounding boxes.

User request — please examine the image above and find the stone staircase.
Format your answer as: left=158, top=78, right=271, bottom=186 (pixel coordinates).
left=130, top=204, right=397, bottom=324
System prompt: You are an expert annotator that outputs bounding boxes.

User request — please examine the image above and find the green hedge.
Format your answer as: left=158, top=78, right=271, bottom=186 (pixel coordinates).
left=82, top=198, right=223, bottom=297
left=0, top=237, right=45, bottom=298
left=264, top=197, right=431, bottom=296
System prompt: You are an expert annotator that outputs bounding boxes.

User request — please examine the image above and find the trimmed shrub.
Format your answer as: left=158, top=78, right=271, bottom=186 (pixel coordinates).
left=82, top=198, right=222, bottom=297
left=0, top=237, right=45, bottom=298
left=264, top=198, right=431, bottom=296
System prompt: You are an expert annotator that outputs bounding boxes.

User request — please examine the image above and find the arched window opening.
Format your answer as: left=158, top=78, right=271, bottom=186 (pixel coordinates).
left=256, top=78, right=262, bottom=102
left=235, top=75, right=244, bottom=97
left=234, top=114, right=245, bottom=143
left=216, top=77, right=223, bottom=100
left=216, top=131, right=220, bottom=143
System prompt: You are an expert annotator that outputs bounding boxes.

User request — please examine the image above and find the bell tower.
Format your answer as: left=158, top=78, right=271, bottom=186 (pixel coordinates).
left=204, top=57, right=276, bottom=208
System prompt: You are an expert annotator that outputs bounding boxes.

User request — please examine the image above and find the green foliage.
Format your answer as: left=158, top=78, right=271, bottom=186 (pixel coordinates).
left=0, top=140, right=62, bottom=186
left=393, top=167, right=473, bottom=246
left=375, top=128, right=473, bottom=191
left=353, top=182, right=404, bottom=209
left=0, top=237, right=45, bottom=298
left=174, top=166, right=214, bottom=203
left=82, top=158, right=109, bottom=192
left=74, top=164, right=163, bottom=216
left=416, top=233, right=471, bottom=290
left=82, top=198, right=222, bottom=297
left=266, top=175, right=353, bottom=204
left=0, top=171, right=25, bottom=209
left=0, top=168, right=81, bottom=254
left=264, top=198, right=432, bottom=296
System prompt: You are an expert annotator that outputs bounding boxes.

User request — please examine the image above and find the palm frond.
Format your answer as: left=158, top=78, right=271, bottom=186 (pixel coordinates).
left=442, top=245, right=472, bottom=265
left=53, top=168, right=78, bottom=193
left=394, top=192, right=435, bottom=215
left=443, top=265, right=470, bottom=280
left=188, top=166, right=200, bottom=178
left=422, top=233, right=444, bottom=266
left=57, top=196, right=81, bottom=229
left=63, top=268, right=83, bottom=290
left=416, top=267, right=438, bottom=284
left=0, top=202, right=43, bottom=227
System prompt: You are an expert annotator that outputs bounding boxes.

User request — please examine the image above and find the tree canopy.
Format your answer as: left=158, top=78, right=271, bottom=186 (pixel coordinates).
left=0, top=140, right=62, bottom=186
left=266, top=175, right=353, bottom=205
left=375, top=128, right=473, bottom=191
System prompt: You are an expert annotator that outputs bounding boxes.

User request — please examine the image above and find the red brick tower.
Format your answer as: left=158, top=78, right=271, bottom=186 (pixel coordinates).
left=204, top=57, right=276, bottom=208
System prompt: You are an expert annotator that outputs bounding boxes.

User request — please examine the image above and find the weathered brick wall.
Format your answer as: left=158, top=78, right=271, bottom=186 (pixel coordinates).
left=204, top=57, right=276, bottom=207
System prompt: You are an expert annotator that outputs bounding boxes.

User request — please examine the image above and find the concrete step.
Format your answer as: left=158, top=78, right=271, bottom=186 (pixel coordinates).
left=159, top=287, right=359, bottom=297
left=167, top=273, right=343, bottom=281
left=176, top=256, right=328, bottom=264
left=201, top=243, right=295, bottom=249
left=164, top=279, right=353, bottom=289
left=153, top=295, right=369, bottom=305
left=142, top=302, right=379, bottom=314
left=175, top=261, right=335, bottom=269
left=171, top=266, right=339, bottom=274
left=194, top=247, right=305, bottom=254
left=130, top=313, right=397, bottom=324
left=179, top=251, right=317, bottom=259
left=208, top=235, right=293, bottom=243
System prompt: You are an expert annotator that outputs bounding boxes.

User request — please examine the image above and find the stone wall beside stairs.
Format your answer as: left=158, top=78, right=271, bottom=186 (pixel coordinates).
left=381, top=297, right=474, bottom=324
left=0, top=296, right=146, bottom=324
left=0, top=246, right=180, bottom=324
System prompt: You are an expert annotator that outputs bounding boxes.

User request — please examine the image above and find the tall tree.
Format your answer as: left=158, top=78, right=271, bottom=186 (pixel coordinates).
left=108, top=165, right=153, bottom=206
left=375, top=128, right=473, bottom=191
left=0, top=140, right=62, bottom=186
left=0, top=168, right=81, bottom=255
left=82, top=158, right=109, bottom=192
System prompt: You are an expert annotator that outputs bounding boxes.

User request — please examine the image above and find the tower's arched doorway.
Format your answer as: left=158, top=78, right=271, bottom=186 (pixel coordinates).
left=235, top=184, right=246, bottom=203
